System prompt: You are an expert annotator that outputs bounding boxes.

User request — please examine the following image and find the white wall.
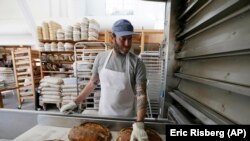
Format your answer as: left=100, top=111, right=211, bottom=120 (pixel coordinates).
left=0, top=0, right=166, bottom=45
left=0, top=0, right=24, bottom=19
left=86, top=0, right=106, bottom=16
left=0, top=0, right=33, bottom=45
left=85, top=0, right=165, bottom=30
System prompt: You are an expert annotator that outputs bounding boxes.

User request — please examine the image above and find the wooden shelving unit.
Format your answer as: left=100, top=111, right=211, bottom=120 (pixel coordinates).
left=39, top=51, right=74, bottom=78
left=38, top=29, right=163, bottom=78
left=38, top=32, right=107, bottom=79
left=11, top=47, right=41, bottom=108
left=38, top=31, right=106, bottom=43
left=38, top=34, right=105, bottom=79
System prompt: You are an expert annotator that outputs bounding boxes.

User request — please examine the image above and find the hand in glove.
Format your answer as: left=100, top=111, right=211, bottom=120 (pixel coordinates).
left=130, top=122, right=148, bottom=141
left=60, top=101, right=77, bottom=113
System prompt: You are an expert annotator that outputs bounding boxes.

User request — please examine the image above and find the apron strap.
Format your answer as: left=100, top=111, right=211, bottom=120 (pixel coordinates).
left=103, top=50, right=113, bottom=69
left=126, top=52, right=131, bottom=84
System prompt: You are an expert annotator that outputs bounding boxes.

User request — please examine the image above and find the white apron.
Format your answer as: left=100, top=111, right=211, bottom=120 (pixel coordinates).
left=99, top=50, right=135, bottom=117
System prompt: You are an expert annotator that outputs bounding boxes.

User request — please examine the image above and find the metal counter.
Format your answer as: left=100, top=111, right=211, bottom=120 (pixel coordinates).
left=13, top=114, right=171, bottom=141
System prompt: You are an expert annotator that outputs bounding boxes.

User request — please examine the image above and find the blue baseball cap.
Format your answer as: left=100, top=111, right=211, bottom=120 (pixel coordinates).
left=112, top=19, right=136, bottom=36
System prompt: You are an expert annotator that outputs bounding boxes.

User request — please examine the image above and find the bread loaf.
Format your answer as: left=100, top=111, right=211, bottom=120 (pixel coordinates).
left=116, top=127, right=162, bottom=141
left=68, top=122, right=112, bottom=141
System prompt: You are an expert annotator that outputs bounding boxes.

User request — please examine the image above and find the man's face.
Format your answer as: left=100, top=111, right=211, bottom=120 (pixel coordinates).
left=113, top=35, right=132, bottom=55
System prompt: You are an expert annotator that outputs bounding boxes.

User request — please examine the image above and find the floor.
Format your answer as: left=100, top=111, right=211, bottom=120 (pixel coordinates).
left=2, top=90, right=59, bottom=112
left=0, top=91, right=61, bottom=140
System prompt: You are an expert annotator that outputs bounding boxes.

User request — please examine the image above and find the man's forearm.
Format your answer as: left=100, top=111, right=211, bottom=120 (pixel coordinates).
left=74, top=74, right=100, bottom=105
left=74, top=82, right=95, bottom=105
left=136, top=95, right=147, bottom=122
left=74, top=81, right=96, bottom=104
left=136, top=82, right=148, bottom=122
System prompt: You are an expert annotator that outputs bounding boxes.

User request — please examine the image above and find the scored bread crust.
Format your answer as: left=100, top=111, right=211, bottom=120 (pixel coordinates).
left=68, top=122, right=112, bottom=141
left=116, top=127, right=162, bottom=141
left=116, top=128, right=133, bottom=141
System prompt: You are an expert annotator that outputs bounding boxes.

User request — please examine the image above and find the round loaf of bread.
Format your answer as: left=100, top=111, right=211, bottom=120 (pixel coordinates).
left=116, top=127, right=162, bottom=141
left=68, top=122, right=112, bottom=141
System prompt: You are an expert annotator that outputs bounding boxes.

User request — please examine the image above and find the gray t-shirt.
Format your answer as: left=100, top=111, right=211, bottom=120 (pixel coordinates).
left=92, top=50, right=147, bottom=94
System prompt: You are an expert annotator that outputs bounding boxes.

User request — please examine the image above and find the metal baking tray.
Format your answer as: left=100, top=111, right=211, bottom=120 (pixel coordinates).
left=14, top=114, right=172, bottom=141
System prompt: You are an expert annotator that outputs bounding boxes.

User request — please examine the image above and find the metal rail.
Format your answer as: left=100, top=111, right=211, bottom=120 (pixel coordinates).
left=169, top=90, right=234, bottom=124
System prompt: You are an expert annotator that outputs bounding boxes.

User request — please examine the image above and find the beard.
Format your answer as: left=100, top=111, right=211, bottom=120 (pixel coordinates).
left=113, top=42, right=130, bottom=55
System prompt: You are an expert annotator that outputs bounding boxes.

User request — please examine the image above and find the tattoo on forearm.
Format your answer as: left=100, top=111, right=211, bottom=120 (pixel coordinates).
left=137, top=95, right=148, bottom=111
left=93, top=80, right=99, bottom=85
left=136, top=82, right=146, bottom=96
left=91, top=74, right=100, bottom=86
left=136, top=82, right=148, bottom=111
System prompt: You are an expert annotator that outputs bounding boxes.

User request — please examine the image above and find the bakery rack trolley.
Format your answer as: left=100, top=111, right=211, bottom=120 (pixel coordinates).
left=74, top=42, right=108, bottom=113
left=140, top=51, right=164, bottom=118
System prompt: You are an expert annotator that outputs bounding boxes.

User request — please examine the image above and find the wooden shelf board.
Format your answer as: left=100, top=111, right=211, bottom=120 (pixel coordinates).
left=38, top=40, right=104, bottom=44
left=40, top=51, right=74, bottom=54
left=43, top=71, right=73, bottom=74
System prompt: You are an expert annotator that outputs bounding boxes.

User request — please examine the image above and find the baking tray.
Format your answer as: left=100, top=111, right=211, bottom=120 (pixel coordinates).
left=14, top=114, right=171, bottom=141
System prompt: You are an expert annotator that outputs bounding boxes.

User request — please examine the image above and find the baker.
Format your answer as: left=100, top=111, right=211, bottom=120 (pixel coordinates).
left=61, top=19, right=148, bottom=141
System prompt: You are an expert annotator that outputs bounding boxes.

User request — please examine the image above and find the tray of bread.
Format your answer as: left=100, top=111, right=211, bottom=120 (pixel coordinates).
left=14, top=114, right=169, bottom=141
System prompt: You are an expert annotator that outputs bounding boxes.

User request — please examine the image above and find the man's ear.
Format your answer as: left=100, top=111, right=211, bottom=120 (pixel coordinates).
left=111, top=33, right=116, bottom=43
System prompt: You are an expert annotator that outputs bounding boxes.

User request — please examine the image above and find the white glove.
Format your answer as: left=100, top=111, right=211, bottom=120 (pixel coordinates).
left=60, top=101, right=77, bottom=113
left=130, top=122, right=148, bottom=141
